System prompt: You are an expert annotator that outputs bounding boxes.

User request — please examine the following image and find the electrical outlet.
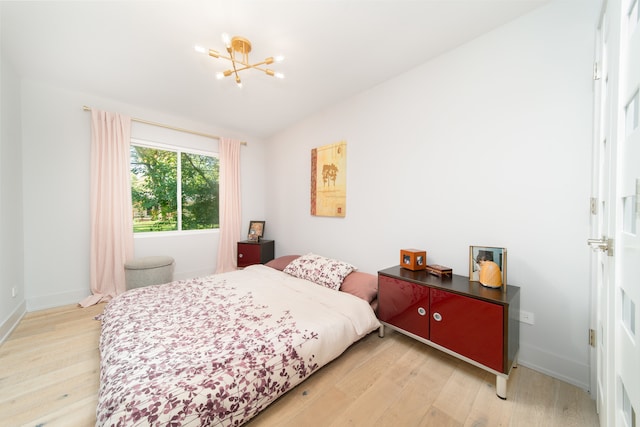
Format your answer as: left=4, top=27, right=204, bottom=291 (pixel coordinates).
left=519, top=310, right=534, bottom=325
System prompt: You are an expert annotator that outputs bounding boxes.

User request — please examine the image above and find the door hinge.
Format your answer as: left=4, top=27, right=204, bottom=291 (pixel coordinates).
left=590, top=197, right=598, bottom=215
left=593, top=62, right=601, bottom=80
left=589, top=328, right=596, bottom=347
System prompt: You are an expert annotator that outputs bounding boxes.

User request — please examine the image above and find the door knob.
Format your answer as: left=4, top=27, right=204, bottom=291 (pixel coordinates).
left=587, top=236, right=613, bottom=255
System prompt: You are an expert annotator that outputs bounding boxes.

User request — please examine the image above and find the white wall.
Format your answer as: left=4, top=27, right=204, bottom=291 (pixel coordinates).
left=266, top=1, right=598, bottom=389
left=20, top=79, right=268, bottom=311
left=0, top=40, right=27, bottom=341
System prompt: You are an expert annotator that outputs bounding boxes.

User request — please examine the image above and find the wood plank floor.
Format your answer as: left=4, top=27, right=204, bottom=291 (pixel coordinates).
left=0, top=304, right=599, bottom=427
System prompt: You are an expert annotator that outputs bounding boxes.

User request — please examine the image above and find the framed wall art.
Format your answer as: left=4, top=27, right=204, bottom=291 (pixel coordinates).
left=469, top=246, right=507, bottom=291
left=311, top=141, right=347, bottom=217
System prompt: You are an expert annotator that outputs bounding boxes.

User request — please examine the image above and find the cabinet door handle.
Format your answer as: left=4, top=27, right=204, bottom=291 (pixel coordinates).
left=417, top=307, right=426, bottom=316
left=239, top=254, right=243, bottom=258
left=433, top=312, right=442, bottom=322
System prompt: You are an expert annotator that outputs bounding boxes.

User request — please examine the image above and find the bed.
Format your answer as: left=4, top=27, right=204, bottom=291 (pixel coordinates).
left=96, top=254, right=380, bottom=426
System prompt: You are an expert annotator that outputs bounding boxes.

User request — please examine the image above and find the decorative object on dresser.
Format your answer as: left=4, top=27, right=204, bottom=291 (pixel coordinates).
left=425, top=264, right=452, bottom=277
left=469, top=246, right=507, bottom=291
left=247, top=220, right=265, bottom=242
left=237, top=239, right=275, bottom=267
left=400, top=248, right=427, bottom=271
left=377, top=265, right=520, bottom=399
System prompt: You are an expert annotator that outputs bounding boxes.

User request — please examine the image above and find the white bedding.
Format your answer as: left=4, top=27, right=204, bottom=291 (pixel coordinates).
left=97, top=264, right=380, bottom=426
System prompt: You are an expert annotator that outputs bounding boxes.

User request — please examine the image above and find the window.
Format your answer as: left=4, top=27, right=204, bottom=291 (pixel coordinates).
left=621, top=288, right=636, bottom=336
left=130, top=140, right=219, bottom=233
left=620, top=379, right=636, bottom=427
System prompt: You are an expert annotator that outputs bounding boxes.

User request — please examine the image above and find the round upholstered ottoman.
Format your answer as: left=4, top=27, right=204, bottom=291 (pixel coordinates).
left=124, top=256, right=175, bottom=289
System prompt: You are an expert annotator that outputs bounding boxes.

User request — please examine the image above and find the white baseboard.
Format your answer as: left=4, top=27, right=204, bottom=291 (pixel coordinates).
left=26, top=289, right=91, bottom=312
left=0, top=300, right=27, bottom=344
left=517, top=342, right=591, bottom=392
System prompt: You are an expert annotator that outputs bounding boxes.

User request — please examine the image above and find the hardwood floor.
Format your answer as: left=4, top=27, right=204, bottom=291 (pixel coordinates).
left=0, top=304, right=599, bottom=427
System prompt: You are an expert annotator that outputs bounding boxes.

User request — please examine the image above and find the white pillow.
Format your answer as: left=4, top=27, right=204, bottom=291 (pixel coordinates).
left=283, top=253, right=356, bottom=290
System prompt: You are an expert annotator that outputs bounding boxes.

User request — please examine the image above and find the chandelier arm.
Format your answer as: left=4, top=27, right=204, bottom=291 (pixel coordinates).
left=248, top=65, right=271, bottom=73
left=230, top=65, right=251, bottom=73
left=209, top=53, right=234, bottom=61
left=246, top=59, right=272, bottom=68
left=228, top=54, right=242, bottom=84
left=224, top=64, right=270, bottom=74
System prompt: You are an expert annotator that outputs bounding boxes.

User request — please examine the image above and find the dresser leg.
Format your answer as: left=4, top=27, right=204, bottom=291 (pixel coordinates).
left=496, top=376, right=507, bottom=400
left=378, top=324, right=385, bottom=338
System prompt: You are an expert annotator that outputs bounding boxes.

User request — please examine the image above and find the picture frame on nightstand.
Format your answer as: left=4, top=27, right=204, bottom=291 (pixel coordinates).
left=248, top=220, right=265, bottom=242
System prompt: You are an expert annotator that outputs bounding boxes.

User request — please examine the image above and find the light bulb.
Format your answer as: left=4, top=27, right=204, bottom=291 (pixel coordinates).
left=215, top=72, right=224, bottom=80
left=275, top=72, right=285, bottom=79
left=194, top=45, right=206, bottom=54
left=221, top=33, right=231, bottom=48
left=274, top=55, right=285, bottom=63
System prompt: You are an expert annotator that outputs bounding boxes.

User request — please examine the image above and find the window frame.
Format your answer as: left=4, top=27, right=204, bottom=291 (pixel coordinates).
left=130, top=137, right=220, bottom=236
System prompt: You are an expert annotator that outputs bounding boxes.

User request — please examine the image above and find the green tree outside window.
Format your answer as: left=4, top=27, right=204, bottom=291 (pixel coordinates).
left=130, top=145, right=219, bottom=232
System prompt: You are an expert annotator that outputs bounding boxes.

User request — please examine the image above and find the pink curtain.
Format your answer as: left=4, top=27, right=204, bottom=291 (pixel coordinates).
left=79, top=109, right=134, bottom=307
left=215, top=138, right=242, bottom=273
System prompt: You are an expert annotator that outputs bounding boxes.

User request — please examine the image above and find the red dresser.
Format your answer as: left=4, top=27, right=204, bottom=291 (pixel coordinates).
left=378, top=265, right=520, bottom=399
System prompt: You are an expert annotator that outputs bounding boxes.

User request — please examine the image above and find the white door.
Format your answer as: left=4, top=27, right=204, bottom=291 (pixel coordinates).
left=589, top=5, right=615, bottom=426
left=615, top=0, right=640, bottom=425
left=590, top=0, right=640, bottom=426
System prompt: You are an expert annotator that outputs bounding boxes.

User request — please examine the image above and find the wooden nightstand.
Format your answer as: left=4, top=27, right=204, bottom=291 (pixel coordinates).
left=237, top=240, right=275, bottom=267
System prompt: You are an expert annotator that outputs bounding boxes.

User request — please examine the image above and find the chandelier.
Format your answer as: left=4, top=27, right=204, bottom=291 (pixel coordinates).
left=196, top=33, right=284, bottom=88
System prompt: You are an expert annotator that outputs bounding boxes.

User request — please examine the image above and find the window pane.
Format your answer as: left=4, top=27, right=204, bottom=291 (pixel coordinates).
left=625, top=90, right=639, bottom=136
left=629, top=0, right=638, bottom=35
left=131, top=146, right=178, bottom=232
left=181, top=152, right=219, bottom=230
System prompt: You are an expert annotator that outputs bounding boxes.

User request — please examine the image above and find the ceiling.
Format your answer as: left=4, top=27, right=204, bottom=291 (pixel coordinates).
left=1, top=0, right=550, bottom=138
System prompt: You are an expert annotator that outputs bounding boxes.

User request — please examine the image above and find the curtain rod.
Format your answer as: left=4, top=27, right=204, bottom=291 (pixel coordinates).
left=82, top=106, right=247, bottom=145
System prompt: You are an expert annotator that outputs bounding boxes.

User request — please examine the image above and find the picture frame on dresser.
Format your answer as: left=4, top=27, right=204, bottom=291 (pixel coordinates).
left=469, top=246, right=507, bottom=289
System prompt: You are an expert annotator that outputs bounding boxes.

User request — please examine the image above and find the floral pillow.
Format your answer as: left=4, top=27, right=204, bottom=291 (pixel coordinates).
left=283, top=253, right=356, bottom=290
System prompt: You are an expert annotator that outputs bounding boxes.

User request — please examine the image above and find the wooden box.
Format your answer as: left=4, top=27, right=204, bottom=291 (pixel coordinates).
left=426, top=264, right=453, bottom=277
left=400, top=249, right=427, bottom=271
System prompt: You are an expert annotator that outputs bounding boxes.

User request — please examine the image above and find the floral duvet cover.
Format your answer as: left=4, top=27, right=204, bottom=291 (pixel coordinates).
left=97, top=264, right=380, bottom=426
